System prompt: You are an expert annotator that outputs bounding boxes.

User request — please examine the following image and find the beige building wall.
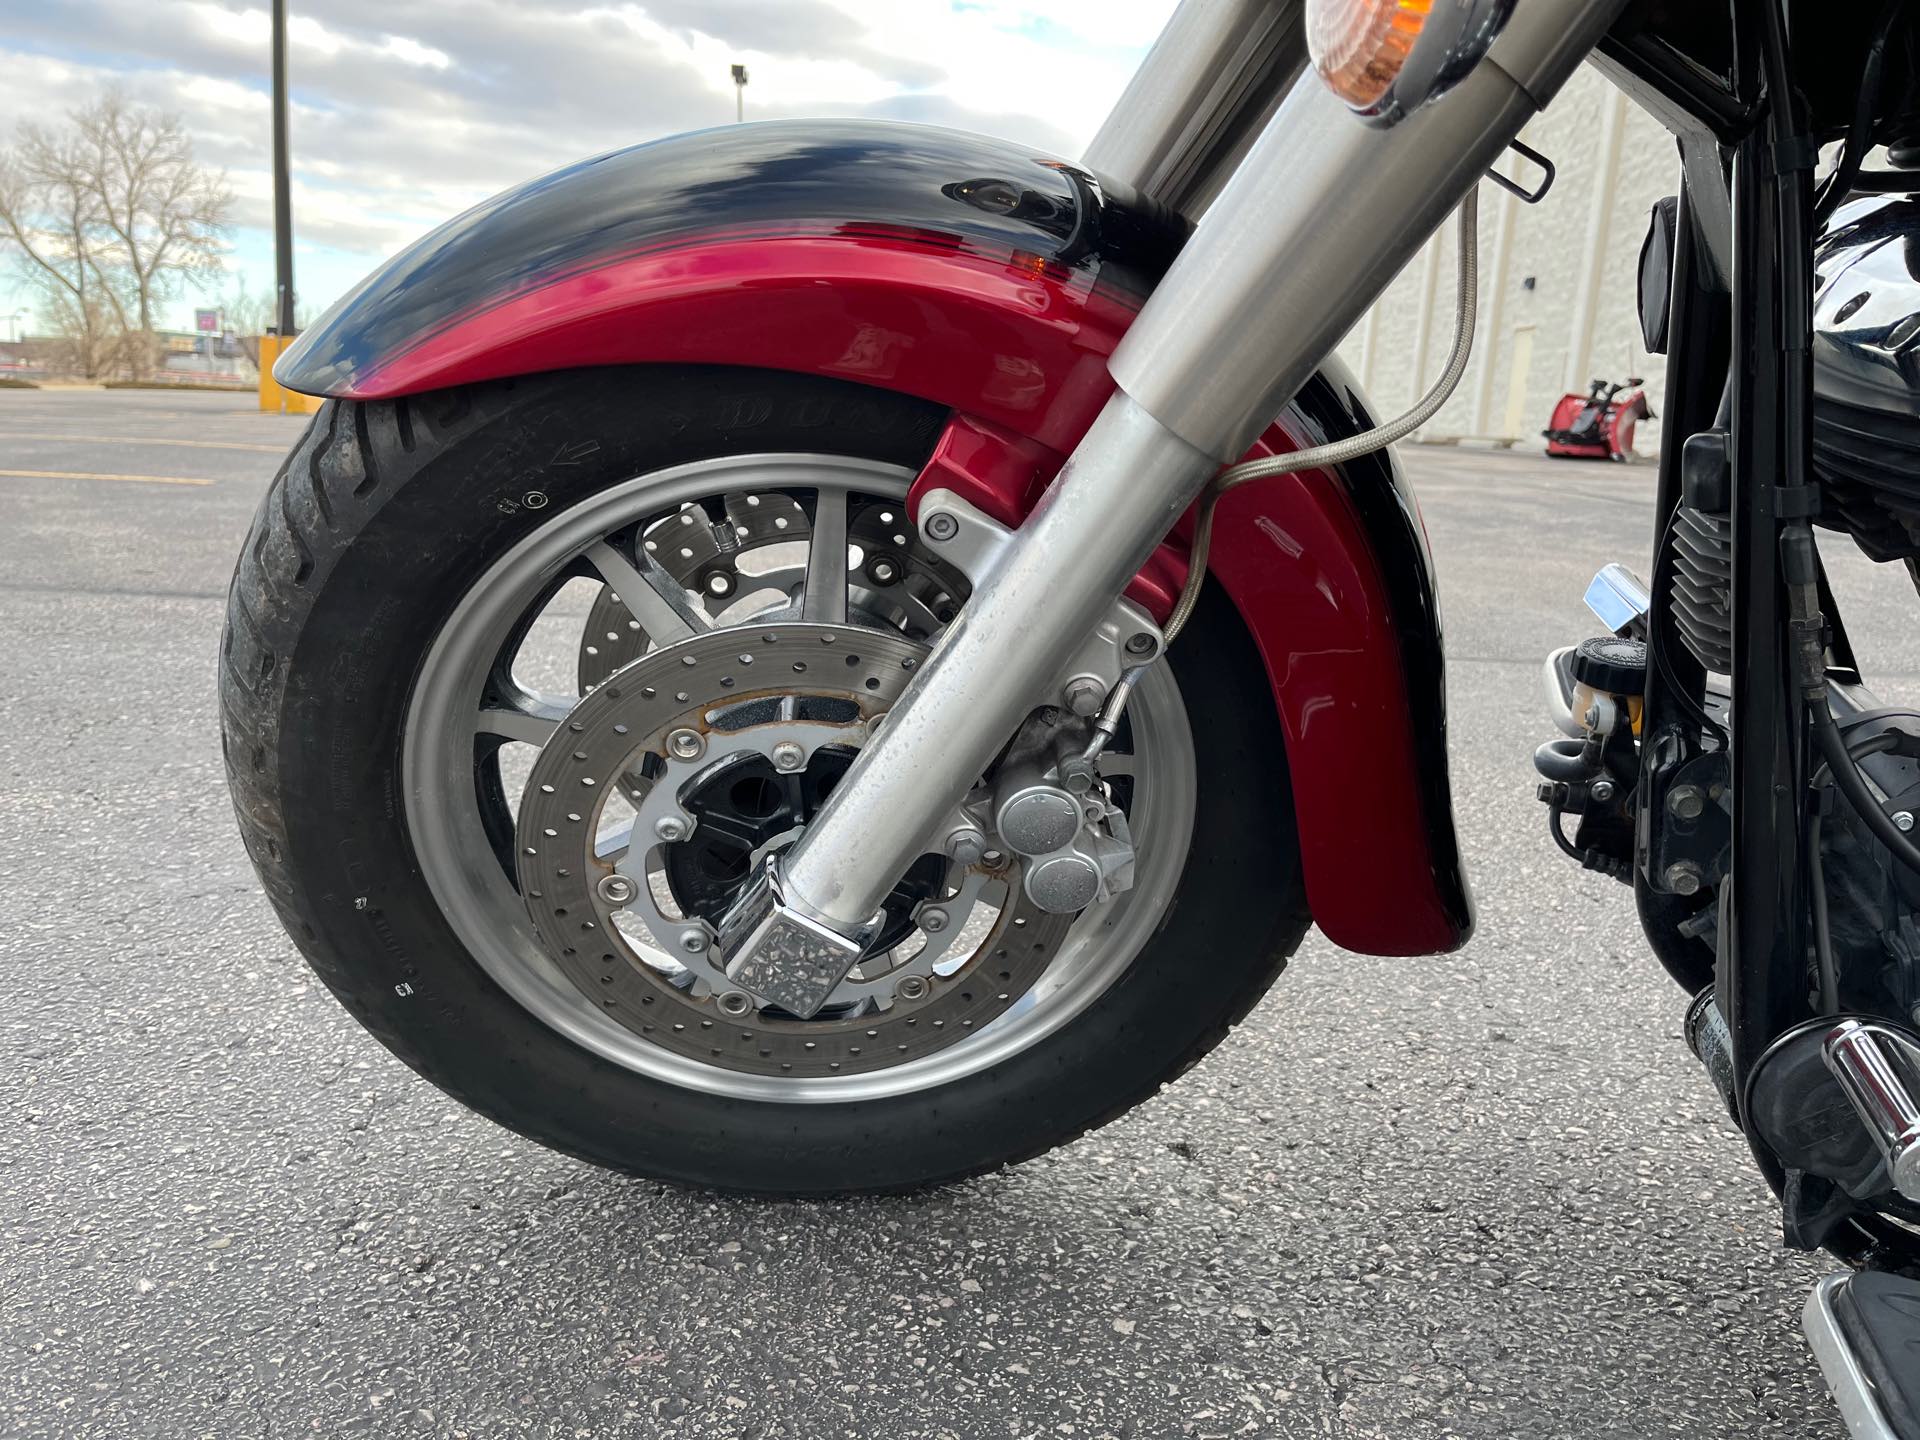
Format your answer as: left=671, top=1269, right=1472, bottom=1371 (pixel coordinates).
left=1338, top=64, right=1681, bottom=456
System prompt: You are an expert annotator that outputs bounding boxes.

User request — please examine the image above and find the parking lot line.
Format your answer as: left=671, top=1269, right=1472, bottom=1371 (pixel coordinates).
left=0, top=467, right=213, bottom=487
left=0, top=431, right=288, bottom=453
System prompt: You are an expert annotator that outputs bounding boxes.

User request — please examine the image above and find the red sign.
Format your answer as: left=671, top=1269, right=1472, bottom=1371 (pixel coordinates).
left=195, top=308, right=221, bottom=333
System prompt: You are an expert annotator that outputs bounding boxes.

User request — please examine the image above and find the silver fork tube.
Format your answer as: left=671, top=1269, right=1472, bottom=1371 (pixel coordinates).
left=778, top=0, right=1630, bottom=933
left=1081, top=0, right=1307, bottom=217
left=779, top=394, right=1214, bottom=922
left=1112, top=1, right=1629, bottom=460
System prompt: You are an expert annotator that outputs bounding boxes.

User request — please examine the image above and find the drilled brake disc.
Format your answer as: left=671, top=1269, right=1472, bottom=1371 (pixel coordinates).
left=577, top=494, right=967, bottom=690
left=518, top=623, right=1071, bottom=1078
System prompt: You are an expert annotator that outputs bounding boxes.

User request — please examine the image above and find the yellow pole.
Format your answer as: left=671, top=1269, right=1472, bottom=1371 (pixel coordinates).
left=257, top=334, right=322, bottom=415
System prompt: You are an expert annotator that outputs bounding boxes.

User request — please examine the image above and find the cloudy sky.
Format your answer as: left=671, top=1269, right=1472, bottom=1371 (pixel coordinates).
left=0, top=0, right=1175, bottom=331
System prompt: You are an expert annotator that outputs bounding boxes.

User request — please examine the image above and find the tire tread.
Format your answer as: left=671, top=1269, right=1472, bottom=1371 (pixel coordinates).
left=218, top=370, right=1308, bottom=1193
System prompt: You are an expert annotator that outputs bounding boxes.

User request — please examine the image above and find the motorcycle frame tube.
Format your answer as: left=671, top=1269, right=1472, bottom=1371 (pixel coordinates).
left=1080, top=0, right=1307, bottom=218
left=777, top=0, right=1631, bottom=931
left=1633, top=179, right=1727, bottom=998
left=1110, top=0, right=1633, bottom=463
left=1725, top=9, right=1814, bottom=1104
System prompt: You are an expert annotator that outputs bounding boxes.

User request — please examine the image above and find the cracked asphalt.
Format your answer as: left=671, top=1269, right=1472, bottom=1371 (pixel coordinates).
left=9, top=388, right=1915, bottom=1438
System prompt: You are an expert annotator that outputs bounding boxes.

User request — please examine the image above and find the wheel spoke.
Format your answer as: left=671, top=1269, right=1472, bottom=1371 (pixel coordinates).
left=584, top=537, right=707, bottom=645
left=799, top=486, right=849, bottom=624
left=477, top=689, right=571, bottom=745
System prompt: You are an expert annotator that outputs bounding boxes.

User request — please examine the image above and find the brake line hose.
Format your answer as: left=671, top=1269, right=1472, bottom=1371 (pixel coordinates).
left=1163, top=187, right=1481, bottom=644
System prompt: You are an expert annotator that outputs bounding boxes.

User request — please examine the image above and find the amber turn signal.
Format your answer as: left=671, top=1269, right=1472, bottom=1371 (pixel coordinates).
left=1307, top=0, right=1435, bottom=112
left=1307, top=0, right=1515, bottom=126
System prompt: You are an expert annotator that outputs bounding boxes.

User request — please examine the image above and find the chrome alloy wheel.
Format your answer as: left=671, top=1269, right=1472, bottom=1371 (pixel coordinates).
left=402, top=454, right=1197, bottom=1102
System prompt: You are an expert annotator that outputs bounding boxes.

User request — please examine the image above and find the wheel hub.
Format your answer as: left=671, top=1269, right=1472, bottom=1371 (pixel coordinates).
left=516, top=623, right=1072, bottom=1077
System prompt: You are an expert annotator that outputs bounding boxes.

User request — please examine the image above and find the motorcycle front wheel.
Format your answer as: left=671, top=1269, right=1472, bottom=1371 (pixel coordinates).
left=221, top=366, right=1308, bottom=1194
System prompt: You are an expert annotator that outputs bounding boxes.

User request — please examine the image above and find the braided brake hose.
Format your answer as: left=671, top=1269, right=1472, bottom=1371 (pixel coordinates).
left=1162, top=186, right=1481, bottom=644
left=1079, top=190, right=1481, bottom=763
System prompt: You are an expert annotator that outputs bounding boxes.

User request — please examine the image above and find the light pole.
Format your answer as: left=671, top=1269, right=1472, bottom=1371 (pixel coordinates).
left=731, top=63, right=748, bottom=123
left=271, top=0, right=296, bottom=337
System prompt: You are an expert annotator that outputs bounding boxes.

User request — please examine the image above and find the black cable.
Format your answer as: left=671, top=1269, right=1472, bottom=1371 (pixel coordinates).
left=1546, top=804, right=1583, bottom=863
left=1805, top=729, right=1906, bottom=1011
left=1812, top=703, right=1920, bottom=878
left=1813, top=0, right=1908, bottom=228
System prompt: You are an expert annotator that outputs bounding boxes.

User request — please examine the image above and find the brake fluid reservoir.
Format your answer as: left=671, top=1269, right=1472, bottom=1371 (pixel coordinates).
left=1570, top=635, right=1647, bottom=736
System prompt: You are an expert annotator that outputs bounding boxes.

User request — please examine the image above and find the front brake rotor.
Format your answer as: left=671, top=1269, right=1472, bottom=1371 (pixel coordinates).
left=577, top=496, right=968, bottom=690
left=518, top=623, right=1071, bottom=1078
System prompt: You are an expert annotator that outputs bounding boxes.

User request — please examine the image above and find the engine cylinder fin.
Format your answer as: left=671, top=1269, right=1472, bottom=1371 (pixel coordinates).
left=1669, top=506, right=1734, bottom=675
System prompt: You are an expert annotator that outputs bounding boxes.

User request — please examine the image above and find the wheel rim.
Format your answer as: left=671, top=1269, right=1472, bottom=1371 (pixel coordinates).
left=402, top=453, right=1196, bottom=1103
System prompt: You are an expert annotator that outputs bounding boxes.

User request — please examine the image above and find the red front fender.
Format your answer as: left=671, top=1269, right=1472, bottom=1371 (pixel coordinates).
left=278, top=120, right=1471, bottom=956
left=913, top=395, right=1470, bottom=958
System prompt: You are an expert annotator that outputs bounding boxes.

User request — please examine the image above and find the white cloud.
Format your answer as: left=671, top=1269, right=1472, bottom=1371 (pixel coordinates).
left=0, top=0, right=1176, bottom=326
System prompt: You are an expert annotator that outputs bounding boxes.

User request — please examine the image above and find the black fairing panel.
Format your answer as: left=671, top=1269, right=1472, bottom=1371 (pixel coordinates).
left=278, top=120, right=1185, bottom=393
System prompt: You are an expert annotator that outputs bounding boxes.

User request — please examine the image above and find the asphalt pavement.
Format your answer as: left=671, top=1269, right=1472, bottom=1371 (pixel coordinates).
left=9, top=387, right=1916, bottom=1438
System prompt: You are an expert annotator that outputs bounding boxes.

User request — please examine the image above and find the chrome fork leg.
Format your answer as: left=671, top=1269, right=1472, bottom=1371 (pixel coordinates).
left=727, top=0, right=1631, bottom=995
left=778, top=393, right=1214, bottom=930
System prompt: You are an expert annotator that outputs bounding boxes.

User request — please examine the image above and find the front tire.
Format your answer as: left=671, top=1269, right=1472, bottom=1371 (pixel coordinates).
left=221, top=367, right=1308, bottom=1193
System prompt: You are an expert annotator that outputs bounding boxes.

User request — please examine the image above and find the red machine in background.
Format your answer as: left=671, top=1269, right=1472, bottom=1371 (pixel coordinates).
left=1544, top=377, right=1653, bottom=459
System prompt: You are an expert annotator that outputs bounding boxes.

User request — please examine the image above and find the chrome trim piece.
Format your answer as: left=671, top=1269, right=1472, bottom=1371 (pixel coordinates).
left=719, top=855, right=879, bottom=1020
left=1804, top=1275, right=1901, bottom=1440
left=1584, top=562, right=1652, bottom=635
left=1822, top=1019, right=1920, bottom=1203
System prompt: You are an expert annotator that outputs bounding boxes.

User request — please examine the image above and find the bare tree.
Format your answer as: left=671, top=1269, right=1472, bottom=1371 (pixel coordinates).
left=0, top=128, right=127, bottom=378
left=0, top=88, right=230, bottom=379
left=72, top=90, right=230, bottom=377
